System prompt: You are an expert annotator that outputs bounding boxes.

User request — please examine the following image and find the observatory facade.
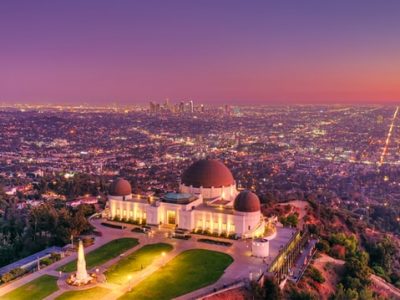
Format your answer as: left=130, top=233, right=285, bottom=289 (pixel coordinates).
left=108, top=159, right=265, bottom=238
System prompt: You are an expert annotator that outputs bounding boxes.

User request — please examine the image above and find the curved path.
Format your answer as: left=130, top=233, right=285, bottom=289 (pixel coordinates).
left=0, top=217, right=280, bottom=300
left=314, top=254, right=400, bottom=300
left=371, top=274, right=400, bottom=299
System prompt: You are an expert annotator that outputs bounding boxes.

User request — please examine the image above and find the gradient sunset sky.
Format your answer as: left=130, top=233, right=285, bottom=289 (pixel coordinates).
left=1, top=0, right=400, bottom=105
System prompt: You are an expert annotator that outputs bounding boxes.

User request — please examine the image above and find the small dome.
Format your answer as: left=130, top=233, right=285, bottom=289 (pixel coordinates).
left=234, top=190, right=261, bottom=213
left=110, top=178, right=132, bottom=196
left=181, top=159, right=235, bottom=188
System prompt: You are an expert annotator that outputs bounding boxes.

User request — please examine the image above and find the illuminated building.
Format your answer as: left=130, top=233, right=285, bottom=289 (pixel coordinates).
left=107, top=159, right=266, bottom=238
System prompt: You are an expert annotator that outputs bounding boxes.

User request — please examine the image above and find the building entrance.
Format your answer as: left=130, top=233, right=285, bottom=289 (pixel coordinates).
left=167, top=210, right=176, bottom=225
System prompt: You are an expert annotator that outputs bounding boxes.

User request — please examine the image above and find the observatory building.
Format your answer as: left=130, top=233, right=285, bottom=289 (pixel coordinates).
left=107, top=159, right=265, bottom=238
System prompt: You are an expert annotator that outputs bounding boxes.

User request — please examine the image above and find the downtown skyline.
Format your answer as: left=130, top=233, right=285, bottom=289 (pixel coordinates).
left=1, top=0, right=400, bottom=105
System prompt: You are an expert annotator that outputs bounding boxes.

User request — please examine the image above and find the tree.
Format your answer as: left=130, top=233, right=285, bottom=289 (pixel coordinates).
left=344, top=288, right=358, bottom=300
left=308, top=266, right=325, bottom=283
left=289, top=289, right=316, bottom=300
left=342, top=251, right=371, bottom=289
left=330, top=244, right=346, bottom=259
left=286, top=214, right=299, bottom=227
left=358, top=288, right=374, bottom=300
left=249, top=281, right=264, bottom=300
left=331, top=283, right=345, bottom=300
left=330, top=233, right=357, bottom=255
left=366, top=236, right=397, bottom=278
left=316, top=239, right=330, bottom=253
left=263, top=277, right=281, bottom=300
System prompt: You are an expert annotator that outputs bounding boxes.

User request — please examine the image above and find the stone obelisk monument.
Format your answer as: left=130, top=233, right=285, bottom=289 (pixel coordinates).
left=75, top=240, right=92, bottom=284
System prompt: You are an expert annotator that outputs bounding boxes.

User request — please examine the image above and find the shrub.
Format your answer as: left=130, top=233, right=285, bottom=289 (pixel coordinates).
left=101, top=222, right=124, bottom=229
left=10, top=267, right=25, bottom=277
left=316, top=240, right=330, bottom=253
left=40, top=258, right=53, bottom=266
left=372, top=265, right=388, bottom=281
left=330, top=244, right=346, bottom=259
left=197, top=238, right=232, bottom=247
left=82, top=236, right=95, bottom=247
left=280, top=213, right=298, bottom=227
left=308, top=266, right=325, bottom=283
left=289, top=289, right=316, bottom=300
left=1, top=272, right=13, bottom=283
left=50, top=253, right=61, bottom=261
left=173, top=235, right=191, bottom=240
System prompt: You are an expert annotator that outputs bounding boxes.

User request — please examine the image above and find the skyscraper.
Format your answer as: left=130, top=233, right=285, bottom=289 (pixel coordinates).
left=189, top=100, right=194, bottom=113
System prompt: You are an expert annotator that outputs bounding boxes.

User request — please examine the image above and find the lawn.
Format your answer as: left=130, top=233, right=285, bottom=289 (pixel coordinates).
left=58, top=238, right=139, bottom=272
left=118, top=249, right=233, bottom=300
left=105, top=243, right=173, bottom=285
left=55, top=287, right=111, bottom=300
left=1, top=275, right=58, bottom=300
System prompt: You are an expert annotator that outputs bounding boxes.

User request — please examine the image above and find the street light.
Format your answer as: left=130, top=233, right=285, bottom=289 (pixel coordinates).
left=127, top=274, right=133, bottom=292
left=161, top=252, right=166, bottom=267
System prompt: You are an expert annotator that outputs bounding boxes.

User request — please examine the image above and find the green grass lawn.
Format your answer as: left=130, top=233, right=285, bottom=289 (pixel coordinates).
left=1, top=275, right=58, bottom=300
left=105, top=243, right=173, bottom=285
left=58, top=238, right=139, bottom=272
left=55, top=286, right=111, bottom=300
left=118, top=249, right=233, bottom=300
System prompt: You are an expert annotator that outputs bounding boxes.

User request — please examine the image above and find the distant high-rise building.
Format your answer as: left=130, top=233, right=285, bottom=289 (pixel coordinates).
left=164, top=98, right=171, bottom=111
left=189, top=100, right=194, bottom=113
left=225, top=104, right=231, bottom=115
left=179, top=101, right=185, bottom=113
left=149, top=101, right=156, bottom=113
left=150, top=99, right=195, bottom=114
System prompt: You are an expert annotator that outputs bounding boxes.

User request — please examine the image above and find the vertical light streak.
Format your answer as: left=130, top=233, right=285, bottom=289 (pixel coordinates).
left=379, top=106, right=399, bottom=165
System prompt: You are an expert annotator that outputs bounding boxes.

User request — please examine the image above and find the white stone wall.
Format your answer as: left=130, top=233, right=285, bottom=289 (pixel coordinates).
left=193, top=210, right=235, bottom=234
left=179, top=183, right=237, bottom=200
left=109, top=198, right=147, bottom=221
left=233, top=210, right=262, bottom=237
left=252, top=241, right=269, bottom=258
left=179, top=210, right=194, bottom=229
left=108, top=193, right=264, bottom=238
left=146, top=205, right=159, bottom=225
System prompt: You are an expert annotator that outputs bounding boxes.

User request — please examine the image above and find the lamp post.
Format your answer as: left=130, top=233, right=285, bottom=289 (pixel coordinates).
left=127, top=274, right=132, bottom=291
left=161, top=251, right=166, bottom=266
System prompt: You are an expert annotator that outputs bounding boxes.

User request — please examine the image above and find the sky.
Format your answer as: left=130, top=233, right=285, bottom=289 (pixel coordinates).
left=1, top=0, right=400, bottom=105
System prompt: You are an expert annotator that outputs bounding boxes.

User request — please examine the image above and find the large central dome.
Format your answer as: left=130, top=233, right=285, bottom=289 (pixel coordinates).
left=181, top=159, right=235, bottom=188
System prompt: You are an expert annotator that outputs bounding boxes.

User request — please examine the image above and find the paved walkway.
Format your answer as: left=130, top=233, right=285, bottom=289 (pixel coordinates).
left=289, top=239, right=317, bottom=282
left=0, top=217, right=295, bottom=300
left=0, top=217, right=136, bottom=298
left=371, top=274, right=400, bottom=299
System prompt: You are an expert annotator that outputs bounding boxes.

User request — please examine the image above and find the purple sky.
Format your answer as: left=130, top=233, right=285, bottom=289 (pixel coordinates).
left=1, top=0, right=400, bottom=105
